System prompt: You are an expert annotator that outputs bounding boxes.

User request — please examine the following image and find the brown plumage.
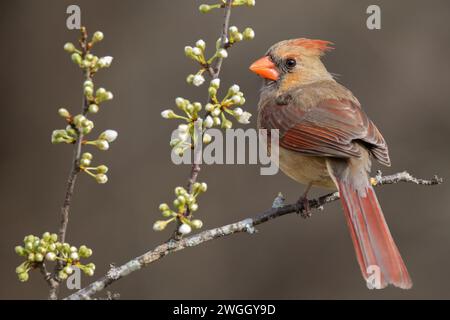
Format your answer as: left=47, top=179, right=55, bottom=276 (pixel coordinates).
left=250, top=38, right=412, bottom=289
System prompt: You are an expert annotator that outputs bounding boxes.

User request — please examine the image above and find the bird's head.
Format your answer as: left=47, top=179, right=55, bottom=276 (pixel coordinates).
left=250, top=38, right=334, bottom=91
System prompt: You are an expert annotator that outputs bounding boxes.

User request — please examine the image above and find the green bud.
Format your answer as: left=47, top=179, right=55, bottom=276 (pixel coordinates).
left=15, top=246, right=25, bottom=256
left=189, top=203, right=199, bottom=212
left=27, top=253, right=35, bottom=262
left=84, top=86, right=94, bottom=97
left=64, top=42, right=76, bottom=53
left=243, top=27, right=255, bottom=40
left=35, top=253, right=44, bottom=262
left=58, top=108, right=70, bottom=118
left=162, top=210, right=172, bottom=218
left=199, top=4, right=211, bottom=13
left=208, top=87, right=217, bottom=97
left=92, top=31, right=104, bottom=43
left=50, top=233, right=58, bottom=242
left=153, top=220, right=168, bottom=231
left=71, top=53, right=82, bottom=65
left=95, top=174, right=108, bottom=184
left=88, top=104, right=99, bottom=114
left=18, top=272, right=29, bottom=282
left=58, top=270, right=68, bottom=280
left=191, top=219, right=203, bottom=229
left=80, top=158, right=91, bottom=167
left=200, top=182, right=208, bottom=192
left=16, top=265, right=27, bottom=274
left=82, top=152, right=93, bottom=160
left=159, top=203, right=170, bottom=211
left=97, top=165, right=109, bottom=174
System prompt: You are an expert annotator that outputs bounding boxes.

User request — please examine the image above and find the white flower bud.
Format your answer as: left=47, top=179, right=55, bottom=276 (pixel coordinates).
left=217, top=49, right=228, bottom=58
left=210, top=78, right=220, bottom=88
left=100, top=130, right=118, bottom=143
left=70, top=252, right=79, bottom=261
left=192, top=47, right=202, bottom=56
left=178, top=224, right=192, bottom=235
left=231, top=95, right=242, bottom=104
left=229, top=84, right=240, bottom=94
left=96, top=140, right=110, bottom=151
left=203, top=133, right=212, bottom=144
left=237, top=111, right=252, bottom=124
left=192, top=74, right=205, bottom=87
left=233, top=108, right=244, bottom=117
left=247, top=0, right=256, bottom=6
left=213, top=117, right=221, bottom=126
left=204, top=116, right=214, bottom=128
left=98, top=56, right=113, bottom=68
left=195, top=39, right=206, bottom=50
left=205, top=103, right=215, bottom=112
left=45, top=252, right=56, bottom=261
left=211, top=108, right=221, bottom=117
left=229, top=26, right=238, bottom=34
left=200, top=182, right=208, bottom=192
left=176, top=97, right=187, bottom=108
left=233, top=33, right=243, bottom=42
left=64, top=266, right=74, bottom=275
left=161, top=109, right=175, bottom=119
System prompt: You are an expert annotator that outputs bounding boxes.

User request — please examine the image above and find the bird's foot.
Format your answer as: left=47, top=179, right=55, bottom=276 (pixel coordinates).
left=296, top=196, right=312, bottom=219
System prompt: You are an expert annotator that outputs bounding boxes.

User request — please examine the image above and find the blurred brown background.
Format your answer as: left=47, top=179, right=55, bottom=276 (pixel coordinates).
left=0, top=0, right=449, bottom=299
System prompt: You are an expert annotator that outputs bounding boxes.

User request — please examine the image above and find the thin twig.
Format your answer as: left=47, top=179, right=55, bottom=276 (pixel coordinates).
left=171, top=0, right=234, bottom=240
left=48, top=27, right=92, bottom=300
left=65, top=171, right=442, bottom=300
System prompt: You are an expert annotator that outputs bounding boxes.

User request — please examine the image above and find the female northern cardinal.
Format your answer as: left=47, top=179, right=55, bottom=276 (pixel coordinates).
left=249, top=38, right=412, bottom=289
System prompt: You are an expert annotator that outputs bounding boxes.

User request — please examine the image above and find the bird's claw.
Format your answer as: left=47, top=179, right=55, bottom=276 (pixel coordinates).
left=296, top=196, right=312, bottom=219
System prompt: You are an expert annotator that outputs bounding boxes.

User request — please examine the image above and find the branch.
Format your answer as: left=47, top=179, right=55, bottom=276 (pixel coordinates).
left=65, top=171, right=442, bottom=300
left=49, top=27, right=92, bottom=300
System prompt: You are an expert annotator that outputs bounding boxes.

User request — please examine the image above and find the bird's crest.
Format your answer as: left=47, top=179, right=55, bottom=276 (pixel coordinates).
left=291, top=38, right=334, bottom=55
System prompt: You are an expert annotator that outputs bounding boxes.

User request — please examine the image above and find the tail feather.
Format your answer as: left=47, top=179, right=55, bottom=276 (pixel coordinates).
left=336, top=180, right=412, bottom=289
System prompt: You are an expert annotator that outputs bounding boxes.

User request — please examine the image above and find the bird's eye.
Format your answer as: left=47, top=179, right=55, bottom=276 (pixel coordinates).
left=285, top=58, right=297, bottom=69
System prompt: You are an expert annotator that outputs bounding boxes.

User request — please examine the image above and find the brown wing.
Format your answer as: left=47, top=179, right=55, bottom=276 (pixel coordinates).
left=259, top=97, right=390, bottom=166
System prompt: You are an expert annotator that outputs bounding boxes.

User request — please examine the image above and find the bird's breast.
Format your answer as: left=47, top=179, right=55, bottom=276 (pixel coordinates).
left=277, top=147, right=337, bottom=190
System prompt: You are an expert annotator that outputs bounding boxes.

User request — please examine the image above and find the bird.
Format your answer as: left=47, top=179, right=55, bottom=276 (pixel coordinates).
left=249, top=38, right=412, bottom=289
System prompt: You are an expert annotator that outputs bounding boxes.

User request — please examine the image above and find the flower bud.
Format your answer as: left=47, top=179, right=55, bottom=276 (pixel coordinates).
left=196, top=39, right=206, bottom=51
left=229, top=26, right=238, bottom=35
left=97, top=165, right=108, bottom=174
left=233, top=107, right=244, bottom=117
left=96, top=140, right=110, bottom=151
left=213, top=117, right=221, bottom=126
left=210, top=78, right=220, bottom=89
left=88, top=104, right=99, bottom=113
left=71, top=53, right=82, bottom=65
left=189, top=203, right=199, bottom=212
left=153, top=220, right=168, bottom=231
left=184, top=46, right=193, bottom=56
left=82, top=152, right=93, bottom=160
left=192, top=47, right=202, bottom=56
left=211, top=108, right=221, bottom=117
left=217, top=49, right=228, bottom=58
left=45, top=252, right=56, bottom=261
left=15, top=246, right=25, bottom=256
left=64, top=42, right=76, bottom=53
left=161, top=109, right=175, bottom=119
left=58, top=270, right=68, bottom=280
left=203, top=133, right=212, bottom=144
left=247, top=0, right=256, bottom=6
left=178, top=223, right=192, bottom=235
left=199, top=4, right=211, bottom=13
left=95, top=174, right=108, bottom=184
left=159, top=203, right=170, bottom=211
left=205, top=103, right=215, bottom=112
left=243, top=27, right=255, bottom=40
left=92, top=31, right=104, bottom=43
left=98, top=56, right=113, bottom=68
left=191, top=219, right=203, bottom=229
left=35, top=253, right=44, bottom=262
left=200, top=182, right=208, bottom=192
left=18, top=272, right=29, bottom=282
left=99, top=129, right=118, bottom=143
left=57, top=108, right=70, bottom=119
left=229, top=84, right=240, bottom=94
left=192, top=74, right=205, bottom=87
left=204, top=116, right=214, bottom=128
left=193, top=102, right=202, bottom=112
left=186, top=74, right=195, bottom=84
left=70, top=252, right=79, bottom=261
left=80, top=158, right=91, bottom=167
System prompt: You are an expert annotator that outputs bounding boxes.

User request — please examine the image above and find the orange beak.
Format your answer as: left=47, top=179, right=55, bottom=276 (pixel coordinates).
left=249, top=56, right=279, bottom=81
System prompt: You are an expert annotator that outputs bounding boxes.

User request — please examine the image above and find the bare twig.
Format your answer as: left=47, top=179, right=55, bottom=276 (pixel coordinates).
left=48, top=27, right=92, bottom=300
left=65, top=171, right=442, bottom=300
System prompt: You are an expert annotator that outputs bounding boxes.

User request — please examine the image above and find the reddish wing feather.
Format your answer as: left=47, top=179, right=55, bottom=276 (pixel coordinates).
left=261, top=97, right=390, bottom=165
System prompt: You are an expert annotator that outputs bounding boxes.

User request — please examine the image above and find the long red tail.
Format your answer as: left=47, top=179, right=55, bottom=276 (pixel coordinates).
left=336, top=179, right=412, bottom=289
